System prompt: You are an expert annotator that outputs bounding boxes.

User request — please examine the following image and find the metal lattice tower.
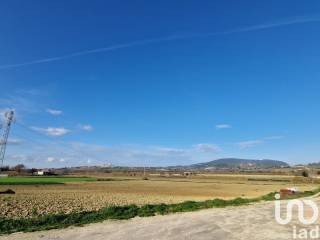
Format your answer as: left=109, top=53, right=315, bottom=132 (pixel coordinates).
left=0, top=110, right=14, bottom=168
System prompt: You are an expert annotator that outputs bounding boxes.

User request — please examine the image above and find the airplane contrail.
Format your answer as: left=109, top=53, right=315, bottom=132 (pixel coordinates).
left=0, top=17, right=319, bottom=70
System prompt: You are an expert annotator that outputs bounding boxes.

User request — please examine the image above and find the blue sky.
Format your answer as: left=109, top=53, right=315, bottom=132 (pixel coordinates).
left=1, top=0, right=320, bottom=167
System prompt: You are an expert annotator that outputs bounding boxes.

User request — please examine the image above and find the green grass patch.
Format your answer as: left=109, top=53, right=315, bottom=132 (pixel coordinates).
left=0, top=188, right=319, bottom=234
left=0, top=176, right=97, bottom=185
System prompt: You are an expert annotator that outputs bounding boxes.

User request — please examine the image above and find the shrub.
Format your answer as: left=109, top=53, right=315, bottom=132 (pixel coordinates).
left=138, top=205, right=157, bottom=217
left=302, top=170, right=309, bottom=178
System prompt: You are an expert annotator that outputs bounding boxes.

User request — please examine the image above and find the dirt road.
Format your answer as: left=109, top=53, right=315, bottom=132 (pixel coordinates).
left=1, top=198, right=319, bottom=240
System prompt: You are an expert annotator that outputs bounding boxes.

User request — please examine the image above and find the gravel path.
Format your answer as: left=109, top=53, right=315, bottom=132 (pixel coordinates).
left=1, top=198, right=319, bottom=240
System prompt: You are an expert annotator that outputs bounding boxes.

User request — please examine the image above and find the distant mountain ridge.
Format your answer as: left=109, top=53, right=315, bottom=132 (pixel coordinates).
left=169, top=158, right=289, bottom=170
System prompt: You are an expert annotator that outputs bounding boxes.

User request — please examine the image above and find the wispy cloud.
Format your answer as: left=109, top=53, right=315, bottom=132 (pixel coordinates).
left=0, top=138, right=23, bottom=145
left=155, top=147, right=187, bottom=155
left=194, top=143, right=221, bottom=153
left=0, top=88, right=47, bottom=118
left=15, top=89, right=45, bottom=96
left=237, top=140, right=263, bottom=149
left=47, top=157, right=55, bottom=162
left=47, top=157, right=65, bottom=163
left=30, top=127, right=70, bottom=136
left=237, top=135, right=285, bottom=149
left=0, top=96, right=35, bottom=115
left=78, top=124, right=93, bottom=131
left=7, top=154, right=33, bottom=163
left=46, top=109, right=63, bottom=116
left=216, top=124, right=232, bottom=129
left=0, top=16, right=319, bottom=70
left=264, top=135, right=285, bottom=140
left=5, top=142, right=221, bottom=167
left=0, top=108, right=9, bottom=121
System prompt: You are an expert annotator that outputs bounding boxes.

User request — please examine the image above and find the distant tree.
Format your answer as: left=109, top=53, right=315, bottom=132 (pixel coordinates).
left=302, top=170, right=309, bottom=178
left=28, top=168, right=38, bottom=174
left=12, top=164, right=26, bottom=173
left=0, top=165, right=9, bottom=171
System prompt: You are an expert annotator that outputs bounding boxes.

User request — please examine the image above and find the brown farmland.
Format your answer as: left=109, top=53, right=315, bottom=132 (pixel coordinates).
left=0, top=174, right=317, bottom=219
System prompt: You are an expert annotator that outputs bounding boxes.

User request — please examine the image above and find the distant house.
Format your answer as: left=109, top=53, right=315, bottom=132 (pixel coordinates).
left=36, top=170, right=46, bottom=176
left=35, top=170, right=55, bottom=176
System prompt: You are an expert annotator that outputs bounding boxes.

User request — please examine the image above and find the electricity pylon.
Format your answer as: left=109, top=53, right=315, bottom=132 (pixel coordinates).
left=0, top=110, right=14, bottom=168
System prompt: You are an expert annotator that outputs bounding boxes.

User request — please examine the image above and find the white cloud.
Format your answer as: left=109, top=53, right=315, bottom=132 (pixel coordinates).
left=264, top=135, right=285, bottom=140
left=47, top=157, right=55, bottom=162
left=216, top=124, right=232, bottom=129
left=6, top=141, right=222, bottom=168
left=46, top=109, right=63, bottom=116
left=30, top=127, right=70, bottom=136
left=237, top=140, right=263, bottom=149
left=47, top=157, right=66, bottom=163
left=43, top=143, right=184, bottom=167
left=194, top=143, right=220, bottom=153
left=79, top=124, right=93, bottom=131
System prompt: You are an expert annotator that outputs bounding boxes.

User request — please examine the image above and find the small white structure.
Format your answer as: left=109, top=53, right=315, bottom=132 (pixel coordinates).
left=36, top=170, right=51, bottom=176
left=37, top=171, right=45, bottom=176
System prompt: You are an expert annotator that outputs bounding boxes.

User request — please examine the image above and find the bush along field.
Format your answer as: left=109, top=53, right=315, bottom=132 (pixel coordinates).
left=0, top=188, right=319, bottom=235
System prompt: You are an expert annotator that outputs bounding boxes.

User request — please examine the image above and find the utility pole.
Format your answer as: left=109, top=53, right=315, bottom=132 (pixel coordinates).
left=0, top=110, right=14, bottom=168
